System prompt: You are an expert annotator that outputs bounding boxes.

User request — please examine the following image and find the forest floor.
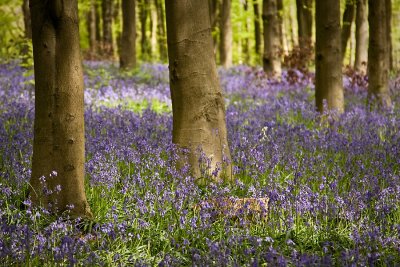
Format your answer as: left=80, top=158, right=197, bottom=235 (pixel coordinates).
left=1, top=62, right=400, bottom=266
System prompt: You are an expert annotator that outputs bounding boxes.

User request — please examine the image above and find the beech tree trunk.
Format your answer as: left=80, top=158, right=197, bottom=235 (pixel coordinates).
left=139, top=0, right=150, bottom=60
left=315, top=0, right=344, bottom=113
left=386, top=0, right=393, bottom=71
left=341, top=0, right=355, bottom=62
left=354, top=0, right=368, bottom=73
left=262, top=0, right=282, bottom=78
left=22, top=0, right=31, bottom=38
left=155, top=0, right=167, bottom=61
left=150, top=1, right=157, bottom=57
left=87, top=0, right=97, bottom=56
left=29, top=0, right=92, bottom=218
left=243, top=0, right=251, bottom=63
left=277, top=0, right=288, bottom=55
left=253, top=0, right=261, bottom=55
left=220, top=0, right=233, bottom=68
left=102, top=0, right=114, bottom=58
left=296, top=0, right=312, bottom=48
left=367, top=0, right=391, bottom=107
left=165, top=0, right=232, bottom=182
left=209, top=0, right=219, bottom=55
left=95, top=2, right=102, bottom=44
left=120, top=0, right=136, bottom=69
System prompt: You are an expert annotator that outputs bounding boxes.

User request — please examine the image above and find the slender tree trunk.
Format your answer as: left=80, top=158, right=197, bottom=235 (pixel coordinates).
left=155, top=0, right=167, bottom=61
left=354, top=0, right=368, bottom=73
left=341, top=0, right=355, bottom=62
left=220, top=0, right=233, bottom=68
left=296, top=0, right=313, bottom=49
left=22, top=0, right=31, bottom=39
left=102, top=0, right=114, bottom=58
left=87, top=0, right=97, bottom=57
left=95, top=2, right=102, bottom=44
left=386, top=0, right=393, bottom=71
left=209, top=0, right=219, bottom=55
left=253, top=0, right=261, bottom=55
left=139, top=0, right=150, bottom=60
left=29, top=0, right=92, bottom=218
left=315, top=0, right=344, bottom=113
left=150, top=2, right=157, bottom=57
left=288, top=3, right=297, bottom=49
left=262, top=0, right=282, bottom=78
left=120, top=0, right=136, bottom=69
left=368, top=0, right=391, bottom=107
left=243, top=0, right=251, bottom=63
left=277, top=0, right=288, bottom=55
left=165, top=0, right=232, bottom=182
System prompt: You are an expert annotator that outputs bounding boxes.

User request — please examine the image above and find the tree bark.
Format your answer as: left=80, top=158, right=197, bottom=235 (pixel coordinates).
left=354, top=0, right=368, bottom=73
left=139, top=0, right=150, bottom=60
left=165, top=0, right=232, bottom=182
left=220, top=0, right=233, bottom=68
left=29, top=0, right=92, bottom=218
left=102, top=0, right=114, bottom=58
left=367, top=0, right=391, bottom=107
left=341, top=0, right=355, bottom=62
left=155, top=0, right=167, bottom=61
left=95, top=2, right=102, bottom=44
left=243, top=0, right=251, bottom=63
left=209, top=0, right=219, bottom=55
left=150, top=1, right=157, bottom=57
left=253, top=0, right=261, bottom=55
left=386, top=0, right=393, bottom=71
left=120, top=0, right=136, bottom=69
left=262, top=0, right=282, bottom=78
left=22, top=0, right=32, bottom=38
left=296, top=0, right=312, bottom=49
left=277, top=0, right=288, bottom=55
left=87, top=0, right=97, bottom=57
left=315, top=0, right=344, bottom=113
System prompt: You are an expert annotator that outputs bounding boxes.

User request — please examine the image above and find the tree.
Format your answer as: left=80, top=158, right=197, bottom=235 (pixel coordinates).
left=296, top=0, right=312, bottom=49
left=386, top=0, right=393, bottom=71
left=354, top=0, right=368, bottom=73
left=22, top=0, right=31, bottom=39
left=220, top=0, right=233, bottom=68
left=253, top=0, right=261, bottom=55
left=155, top=0, right=167, bottom=61
left=262, top=0, right=282, bottom=78
left=209, top=0, right=219, bottom=54
left=29, top=0, right=92, bottom=218
left=139, top=0, right=150, bottom=60
left=315, top=0, right=344, bottom=113
left=367, top=0, right=391, bottom=107
left=341, top=0, right=355, bottom=61
left=120, top=0, right=136, bottom=69
left=165, top=0, right=232, bottom=182
left=87, top=0, right=97, bottom=57
left=102, top=0, right=114, bottom=58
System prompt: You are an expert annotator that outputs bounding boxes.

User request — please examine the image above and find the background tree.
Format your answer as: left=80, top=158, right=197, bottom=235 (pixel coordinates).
left=386, top=0, right=393, bottom=71
left=102, top=0, right=114, bottom=57
left=139, top=0, right=150, bottom=60
left=296, top=0, right=312, bottom=48
left=22, top=0, right=31, bottom=39
left=341, top=0, right=355, bottom=62
left=165, top=0, right=232, bottom=182
left=354, top=0, right=368, bottom=73
left=29, top=0, right=92, bottom=217
left=87, top=0, right=97, bottom=57
left=368, top=0, right=391, bottom=107
left=253, top=0, right=261, bottom=55
left=155, top=0, right=167, bottom=61
left=120, top=0, right=136, bottom=69
left=263, top=0, right=282, bottom=78
left=315, top=0, right=344, bottom=113
left=220, top=0, right=233, bottom=68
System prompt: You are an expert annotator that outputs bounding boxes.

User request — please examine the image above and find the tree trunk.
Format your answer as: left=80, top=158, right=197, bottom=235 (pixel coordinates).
left=367, top=0, right=391, bottom=107
left=87, top=0, right=97, bottom=57
left=386, top=0, right=393, bottom=71
left=139, top=0, right=150, bottom=60
left=29, top=0, right=92, bottom=218
left=277, top=0, right=288, bottom=55
left=22, top=0, right=31, bottom=38
left=296, top=0, right=313, bottom=49
left=341, top=0, right=355, bottom=62
left=150, top=1, right=157, bottom=57
left=354, top=0, right=368, bottom=73
left=315, top=0, right=344, bottom=113
left=120, top=0, right=136, bottom=69
left=102, top=0, right=114, bottom=58
left=253, top=0, right=261, bottom=55
left=155, top=0, right=167, bottom=61
left=243, top=0, right=251, bottom=63
left=95, top=2, right=102, bottom=44
left=220, top=0, right=233, bottom=68
left=262, top=0, right=282, bottom=78
left=165, top=0, right=232, bottom=182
